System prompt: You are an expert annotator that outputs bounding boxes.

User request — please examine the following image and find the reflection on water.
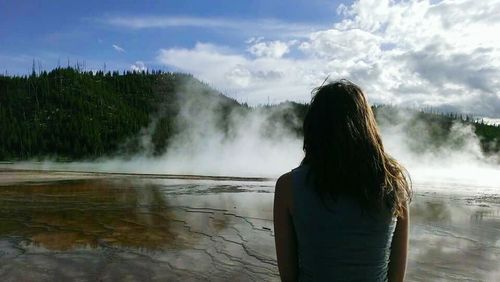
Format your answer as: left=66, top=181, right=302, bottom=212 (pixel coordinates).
left=0, top=178, right=278, bottom=281
left=0, top=177, right=499, bottom=281
left=409, top=194, right=500, bottom=281
left=0, top=180, right=181, bottom=251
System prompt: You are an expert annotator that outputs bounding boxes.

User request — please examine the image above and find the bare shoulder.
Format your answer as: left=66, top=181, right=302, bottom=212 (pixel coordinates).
left=276, top=172, right=293, bottom=192
left=276, top=172, right=292, bottom=186
left=274, top=172, right=294, bottom=211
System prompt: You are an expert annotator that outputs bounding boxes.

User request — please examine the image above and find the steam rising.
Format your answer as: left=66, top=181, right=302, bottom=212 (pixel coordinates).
left=10, top=82, right=500, bottom=194
left=377, top=110, right=500, bottom=193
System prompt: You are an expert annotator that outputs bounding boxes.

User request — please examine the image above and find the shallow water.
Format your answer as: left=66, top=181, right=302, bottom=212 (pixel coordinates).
left=0, top=176, right=499, bottom=281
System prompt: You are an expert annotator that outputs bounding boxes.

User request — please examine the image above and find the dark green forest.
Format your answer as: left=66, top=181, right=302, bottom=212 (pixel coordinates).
left=0, top=67, right=499, bottom=160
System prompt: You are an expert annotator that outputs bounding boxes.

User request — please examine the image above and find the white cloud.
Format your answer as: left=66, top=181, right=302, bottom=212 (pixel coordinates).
left=248, top=40, right=292, bottom=58
left=156, top=0, right=500, bottom=117
left=101, top=16, right=323, bottom=38
left=157, top=43, right=318, bottom=103
left=299, top=28, right=381, bottom=62
left=112, top=44, right=125, bottom=53
left=130, top=61, right=147, bottom=72
left=158, top=43, right=246, bottom=86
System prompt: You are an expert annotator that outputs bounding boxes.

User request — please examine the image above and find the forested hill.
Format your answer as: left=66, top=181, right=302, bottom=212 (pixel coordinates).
left=0, top=67, right=499, bottom=160
left=0, top=67, right=239, bottom=159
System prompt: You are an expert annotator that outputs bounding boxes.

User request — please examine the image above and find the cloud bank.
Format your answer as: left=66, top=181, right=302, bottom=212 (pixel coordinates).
left=156, top=0, right=500, bottom=118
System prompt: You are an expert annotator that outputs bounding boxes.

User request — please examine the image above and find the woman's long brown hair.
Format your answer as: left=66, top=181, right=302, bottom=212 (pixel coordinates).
left=301, top=79, right=411, bottom=217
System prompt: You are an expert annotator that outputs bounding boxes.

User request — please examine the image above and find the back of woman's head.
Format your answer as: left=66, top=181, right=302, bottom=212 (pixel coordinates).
left=302, top=79, right=411, bottom=216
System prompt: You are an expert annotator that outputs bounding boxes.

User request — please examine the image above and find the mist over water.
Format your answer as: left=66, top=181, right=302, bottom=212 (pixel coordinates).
left=11, top=85, right=500, bottom=194
left=378, top=111, right=500, bottom=194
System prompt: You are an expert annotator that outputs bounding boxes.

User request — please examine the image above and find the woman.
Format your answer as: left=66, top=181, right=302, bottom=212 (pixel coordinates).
left=274, top=80, right=411, bottom=281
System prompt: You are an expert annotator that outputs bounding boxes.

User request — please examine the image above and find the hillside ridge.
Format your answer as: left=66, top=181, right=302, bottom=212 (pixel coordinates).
left=1, top=67, right=498, bottom=160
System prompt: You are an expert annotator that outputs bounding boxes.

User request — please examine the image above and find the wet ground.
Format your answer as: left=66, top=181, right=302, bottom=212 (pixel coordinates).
left=0, top=170, right=499, bottom=281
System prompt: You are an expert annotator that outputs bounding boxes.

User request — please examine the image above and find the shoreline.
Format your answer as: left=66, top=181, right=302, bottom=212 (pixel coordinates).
left=0, top=168, right=273, bottom=186
left=1, top=168, right=499, bottom=205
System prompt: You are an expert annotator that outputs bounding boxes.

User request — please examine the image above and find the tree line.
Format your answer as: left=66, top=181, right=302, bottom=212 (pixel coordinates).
left=0, top=67, right=498, bottom=160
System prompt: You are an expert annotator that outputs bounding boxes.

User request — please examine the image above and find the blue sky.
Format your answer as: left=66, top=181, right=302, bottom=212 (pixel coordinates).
left=0, top=0, right=344, bottom=74
left=1, top=0, right=500, bottom=118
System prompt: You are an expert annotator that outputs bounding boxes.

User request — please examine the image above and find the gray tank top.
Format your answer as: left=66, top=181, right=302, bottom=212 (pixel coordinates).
left=291, top=165, right=396, bottom=281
